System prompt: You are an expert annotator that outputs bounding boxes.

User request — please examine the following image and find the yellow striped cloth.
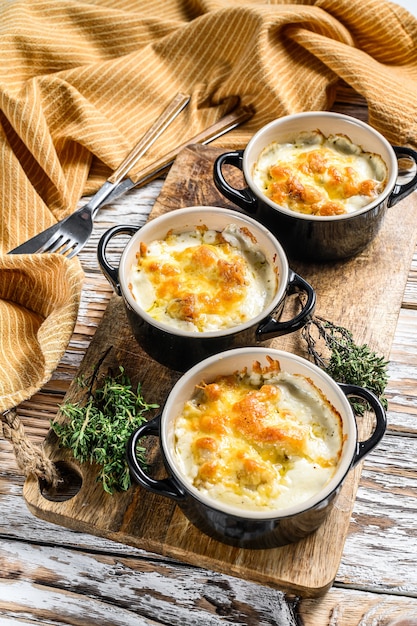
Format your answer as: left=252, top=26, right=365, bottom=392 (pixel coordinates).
left=1, top=0, right=417, bottom=413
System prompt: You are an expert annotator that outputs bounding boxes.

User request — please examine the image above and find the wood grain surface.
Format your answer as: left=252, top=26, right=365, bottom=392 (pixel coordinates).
left=23, top=143, right=417, bottom=599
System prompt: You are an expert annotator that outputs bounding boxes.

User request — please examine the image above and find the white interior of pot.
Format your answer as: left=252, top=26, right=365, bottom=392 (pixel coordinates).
left=163, top=347, right=358, bottom=520
left=243, top=111, right=398, bottom=221
left=119, top=206, right=289, bottom=336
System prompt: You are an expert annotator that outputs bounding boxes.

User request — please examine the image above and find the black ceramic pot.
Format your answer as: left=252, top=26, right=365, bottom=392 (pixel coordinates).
left=126, top=347, right=387, bottom=549
left=213, top=112, right=417, bottom=261
left=97, top=206, right=315, bottom=371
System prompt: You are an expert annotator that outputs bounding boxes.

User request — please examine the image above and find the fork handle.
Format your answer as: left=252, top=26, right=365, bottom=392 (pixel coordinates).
left=107, top=92, right=190, bottom=185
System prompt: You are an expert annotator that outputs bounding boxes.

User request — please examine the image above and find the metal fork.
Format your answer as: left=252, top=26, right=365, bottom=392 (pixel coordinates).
left=10, top=92, right=190, bottom=258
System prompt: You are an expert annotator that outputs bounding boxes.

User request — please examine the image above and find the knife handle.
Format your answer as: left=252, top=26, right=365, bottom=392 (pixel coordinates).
left=107, top=92, right=190, bottom=185
left=128, top=105, right=255, bottom=188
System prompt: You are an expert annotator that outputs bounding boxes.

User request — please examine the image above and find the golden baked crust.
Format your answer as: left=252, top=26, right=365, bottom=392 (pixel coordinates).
left=128, top=224, right=277, bottom=332
left=253, top=130, right=388, bottom=216
left=174, top=358, right=344, bottom=511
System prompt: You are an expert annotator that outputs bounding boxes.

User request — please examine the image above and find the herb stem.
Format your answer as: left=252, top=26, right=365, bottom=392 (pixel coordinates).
left=298, top=297, right=388, bottom=414
left=51, top=362, right=158, bottom=494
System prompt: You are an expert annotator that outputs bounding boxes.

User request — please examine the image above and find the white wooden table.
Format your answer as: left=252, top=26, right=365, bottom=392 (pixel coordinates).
left=1, top=164, right=417, bottom=624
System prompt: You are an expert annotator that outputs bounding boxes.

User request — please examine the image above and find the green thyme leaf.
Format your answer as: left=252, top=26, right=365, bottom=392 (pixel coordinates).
left=301, top=314, right=389, bottom=415
left=51, top=364, right=158, bottom=494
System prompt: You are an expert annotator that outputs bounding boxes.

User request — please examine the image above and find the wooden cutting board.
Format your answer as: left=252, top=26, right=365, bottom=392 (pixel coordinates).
left=23, top=143, right=417, bottom=598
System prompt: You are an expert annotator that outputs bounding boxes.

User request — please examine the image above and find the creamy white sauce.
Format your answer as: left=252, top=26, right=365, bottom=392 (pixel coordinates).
left=174, top=367, right=344, bottom=512
left=128, top=224, right=277, bottom=332
left=252, top=130, right=388, bottom=216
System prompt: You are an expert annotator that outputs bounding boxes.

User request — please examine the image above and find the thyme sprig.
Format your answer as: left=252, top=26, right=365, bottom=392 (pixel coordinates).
left=51, top=364, right=158, bottom=494
left=301, top=313, right=389, bottom=415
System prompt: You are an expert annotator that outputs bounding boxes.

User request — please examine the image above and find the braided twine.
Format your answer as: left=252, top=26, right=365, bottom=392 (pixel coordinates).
left=1, top=408, right=59, bottom=487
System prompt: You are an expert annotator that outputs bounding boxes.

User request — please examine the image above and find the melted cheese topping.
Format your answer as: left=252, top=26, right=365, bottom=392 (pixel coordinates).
left=253, top=130, right=388, bottom=216
left=174, top=358, right=344, bottom=512
left=128, top=224, right=277, bottom=332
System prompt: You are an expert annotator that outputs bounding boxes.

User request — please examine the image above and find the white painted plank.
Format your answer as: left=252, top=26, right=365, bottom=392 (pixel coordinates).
left=1, top=434, right=416, bottom=597
left=0, top=541, right=298, bottom=626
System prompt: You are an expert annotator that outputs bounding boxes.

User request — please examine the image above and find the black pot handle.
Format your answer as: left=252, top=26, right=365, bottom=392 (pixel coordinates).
left=339, top=383, right=387, bottom=466
left=388, top=146, right=417, bottom=207
left=213, top=150, right=258, bottom=213
left=127, top=415, right=186, bottom=501
left=256, top=270, right=316, bottom=340
left=97, top=224, right=140, bottom=295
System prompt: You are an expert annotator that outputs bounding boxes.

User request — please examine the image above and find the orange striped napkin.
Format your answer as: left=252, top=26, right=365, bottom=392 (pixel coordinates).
left=1, top=0, right=417, bottom=414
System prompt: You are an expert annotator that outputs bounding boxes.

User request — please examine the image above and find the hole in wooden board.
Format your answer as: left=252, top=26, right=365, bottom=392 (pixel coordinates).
left=39, top=461, right=83, bottom=502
